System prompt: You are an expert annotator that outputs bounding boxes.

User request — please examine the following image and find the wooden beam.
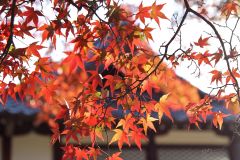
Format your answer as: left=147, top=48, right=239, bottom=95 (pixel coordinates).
left=2, top=134, right=12, bottom=160
left=53, top=141, right=63, bottom=160
left=229, top=134, right=240, bottom=160
left=146, top=131, right=158, bottom=160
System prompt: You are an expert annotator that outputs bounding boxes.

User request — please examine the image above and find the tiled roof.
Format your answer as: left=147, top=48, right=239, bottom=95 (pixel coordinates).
left=0, top=97, right=39, bottom=116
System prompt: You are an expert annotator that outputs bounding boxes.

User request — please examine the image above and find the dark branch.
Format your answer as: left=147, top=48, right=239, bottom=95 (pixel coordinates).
left=0, top=0, right=16, bottom=64
left=184, top=0, right=240, bottom=100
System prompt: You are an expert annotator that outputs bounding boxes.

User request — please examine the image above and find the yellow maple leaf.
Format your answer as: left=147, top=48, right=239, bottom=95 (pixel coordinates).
left=155, top=93, right=173, bottom=122
left=139, top=114, right=157, bottom=134
left=227, top=96, right=240, bottom=115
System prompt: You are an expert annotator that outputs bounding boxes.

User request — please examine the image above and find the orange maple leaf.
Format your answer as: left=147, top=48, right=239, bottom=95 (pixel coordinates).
left=222, top=2, right=238, bottom=17
left=109, top=129, right=130, bottom=149
left=150, top=2, right=168, bottom=27
left=136, top=2, right=151, bottom=24
left=75, top=148, right=89, bottom=160
left=212, top=112, right=228, bottom=130
left=107, top=152, right=123, bottom=160
left=130, top=128, right=147, bottom=150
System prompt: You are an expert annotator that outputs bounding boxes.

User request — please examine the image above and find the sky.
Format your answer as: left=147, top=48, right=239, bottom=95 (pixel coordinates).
left=121, top=0, right=238, bottom=95
left=13, top=0, right=239, bottom=95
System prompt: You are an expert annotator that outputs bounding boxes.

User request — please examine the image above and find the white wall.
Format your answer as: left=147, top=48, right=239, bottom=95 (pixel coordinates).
left=12, top=132, right=51, bottom=160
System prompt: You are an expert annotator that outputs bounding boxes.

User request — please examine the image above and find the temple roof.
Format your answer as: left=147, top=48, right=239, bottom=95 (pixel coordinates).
left=0, top=97, right=39, bottom=116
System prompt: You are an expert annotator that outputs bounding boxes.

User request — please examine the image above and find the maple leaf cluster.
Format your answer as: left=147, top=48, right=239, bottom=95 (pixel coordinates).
left=1, top=0, right=240, bottom=159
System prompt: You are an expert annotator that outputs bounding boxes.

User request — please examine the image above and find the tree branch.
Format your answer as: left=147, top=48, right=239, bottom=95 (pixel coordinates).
left=184, top=0, right=240, bottom=100
left=0, top=0, right=16, bottom=64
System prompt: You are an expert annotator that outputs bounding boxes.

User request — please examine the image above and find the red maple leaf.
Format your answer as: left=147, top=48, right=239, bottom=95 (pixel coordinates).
left=210, top=70, right=222, bottom=85
left=26, top=42, right=45, bottom=57
left=194, top=36, right=210, bottom=48
left=19, top=6, right=43, bottom=27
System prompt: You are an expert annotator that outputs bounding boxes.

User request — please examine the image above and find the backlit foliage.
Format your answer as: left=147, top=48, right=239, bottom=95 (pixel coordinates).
left=1, top=0, right=240, bottom=159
